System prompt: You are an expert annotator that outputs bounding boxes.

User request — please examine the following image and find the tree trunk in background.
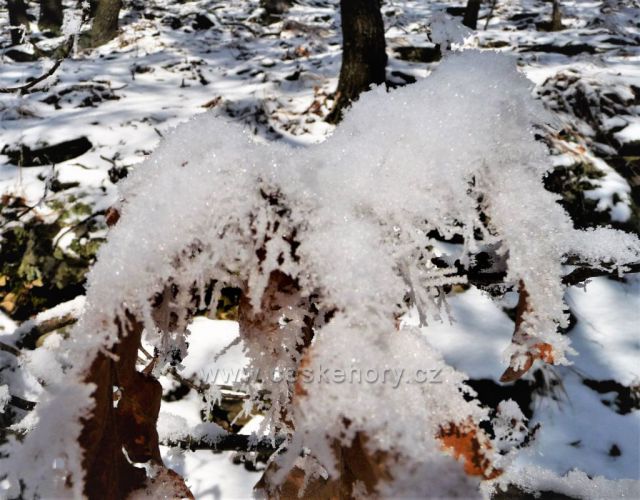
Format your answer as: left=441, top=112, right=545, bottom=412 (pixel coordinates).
left=90, top=0, right=122, bottom=47
left=89, top=0, right=100, bottom=17
left=326, top=0, right=387, bottom=124
left=259, top=0, right=293, bottom=24
left=7, top=0, right=30, bottom=46
left=38, top=0, right=64, bottom=34
left=463, top=0, right=481, bottom=29
left=550, top=0, right=563, bottom=31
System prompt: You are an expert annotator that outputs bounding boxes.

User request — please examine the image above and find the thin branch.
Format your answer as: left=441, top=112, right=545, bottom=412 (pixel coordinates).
left=484, top=0, right=498, bottom=29
left=562, top=262, right=640, bottom=287
left=163, top=433, right=286, bottom=454
left=0, top=57, right=65, bottom=94
left=167, top=366, right=209, bottom=394
left=16, top=312, right=79, bottom=349
left=0, top=58, right=64, bottom=94
left=465, top=269, right=508, bottom=289
left=0, top=427, right=27, bottom=440
left=465, top=262, right=640, bottom=289
left=209, top=11, right=260, bottom=36
left=9, top=395, right=36, bottom=411
left=0, top=173, right=53, bottom=229
left=0, top=9, right=86, bottom=95
left=165, top=366, right=251, bottom=402
left=51, top=209, right=106, bottom=250
left=0, top=341, right=21, bottom=357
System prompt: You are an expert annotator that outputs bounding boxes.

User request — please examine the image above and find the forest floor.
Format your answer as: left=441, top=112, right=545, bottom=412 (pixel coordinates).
left=0, top=0, right=639, bottom=498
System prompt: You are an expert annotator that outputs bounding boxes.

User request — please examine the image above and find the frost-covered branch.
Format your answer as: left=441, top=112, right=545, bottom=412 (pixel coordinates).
left=561, top=262, right=640, bottom=286
left=14, top=296, right=84, bottom=349
left=3, top=50, right=639, bottom=499
left=466, top=261, right=640, bottom=289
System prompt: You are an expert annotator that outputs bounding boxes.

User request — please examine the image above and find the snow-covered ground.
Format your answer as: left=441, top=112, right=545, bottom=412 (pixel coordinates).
left=156, top=275, right=639, bottom=497
left=1, top=0, right=639, bottom=230
left=1, top=0, right=639, bottom=498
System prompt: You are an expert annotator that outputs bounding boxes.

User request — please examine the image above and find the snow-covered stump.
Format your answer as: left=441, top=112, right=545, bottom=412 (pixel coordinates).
left=1, top=50, right=639, bottom=499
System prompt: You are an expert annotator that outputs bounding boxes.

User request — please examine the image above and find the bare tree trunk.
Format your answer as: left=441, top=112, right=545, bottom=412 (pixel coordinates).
left=38, top=0, right=64, bottom=34
left=550, top=0, right=563, bottom=31
left=326, top=0, right=387, bottom=124
left=7, top=0, right=30, bottom=46
left=463, top=0, right=481, bottom=29
left=89, top=0, right=122, bottom=47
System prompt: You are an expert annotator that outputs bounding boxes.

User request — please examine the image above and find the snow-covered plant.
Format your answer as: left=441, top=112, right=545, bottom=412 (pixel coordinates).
left=1, top=50, right=639, bottom=498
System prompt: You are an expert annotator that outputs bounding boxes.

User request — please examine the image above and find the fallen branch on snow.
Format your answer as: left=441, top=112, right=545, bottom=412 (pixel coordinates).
left=162, top=433, right=286, bottom=454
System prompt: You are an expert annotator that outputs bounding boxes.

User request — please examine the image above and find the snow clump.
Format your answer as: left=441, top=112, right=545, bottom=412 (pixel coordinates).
left=2, top=50, right=639, bottom=498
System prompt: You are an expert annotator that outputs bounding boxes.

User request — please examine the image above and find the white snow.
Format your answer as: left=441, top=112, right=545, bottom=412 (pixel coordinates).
left=2, top=1, right=640, bottom=498
left=3, top=48, right=639, bottom=498
left=415, top=287, right=515, bottom=380
left=157, top=412, right=226, bottom=446
left=566, top=276, right=640, bottom=386
left=430, top=277, right=640, bottom=482
left=161, top=446, right=261, bottom=499
left=180, top=318, right=246, bottom=381
left=0, top=385, right=10, bottom=413
left=614, top=118, right=640, bottom=145
left=492, top=465, right=640, bottom=500
left=493, top=399, right=529, bottom=453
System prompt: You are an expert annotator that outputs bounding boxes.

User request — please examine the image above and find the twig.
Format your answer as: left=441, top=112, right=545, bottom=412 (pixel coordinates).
left=0, top=57, right=64, bottom=94
left=16, top=312, right=79, bottom=349
left=0, top=3, right=90, bottom=95
left=139, top=344, right=153, bottom=359
left=9, top=395, right=36, bottom=411
left=1, top=427, right=27, bottom=440
left=167, top=366, right=209, bottom=393
left=209, top=11, right=260, bottom=36
left=0, top=341, right=21, bottom=357
left=99, top=154, right=117, bottom=167
left=163, top=433, right=286, bottom=454
left=51, top=209, right=106, bottom=250
left=562, top=262, right=640, bottom=287
left=484, top=0, right=498, bottom=30
left=0, top=176, right=52, bottom=229
left=166, top=366, right=251, bottom=402
left=465, top=262, right=640, bottom=289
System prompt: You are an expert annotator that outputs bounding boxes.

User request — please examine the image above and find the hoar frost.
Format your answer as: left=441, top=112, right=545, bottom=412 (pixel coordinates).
left=1, top=50, right=639, bottom=498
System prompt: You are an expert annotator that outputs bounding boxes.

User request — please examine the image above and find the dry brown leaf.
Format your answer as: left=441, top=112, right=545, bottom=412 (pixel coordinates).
left=79, top=313, right=192, bottom=499
left=201, top=96, right=222, bottom=109
left=1, top=292, right=17, bottom=313
left=438, top=421, right=501, bottom=480
left=105, top=206, right=120, bottom=227
left=257, top=432, right=392, bottom=499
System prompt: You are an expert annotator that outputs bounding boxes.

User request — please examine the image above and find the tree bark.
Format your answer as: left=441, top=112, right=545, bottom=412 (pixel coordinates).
left=463, top=0, right=481, bottom=29
left=550, top=0, right=563, bottom=31
left=38, top=0, right=64, bottom=34
left=326, top=0, right=387, bottom=124
left=88, top=0, right=100, bottom=17
left=7, top=0, right=30, bottom=46
left=89, top=0, right=122, bottom=47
